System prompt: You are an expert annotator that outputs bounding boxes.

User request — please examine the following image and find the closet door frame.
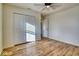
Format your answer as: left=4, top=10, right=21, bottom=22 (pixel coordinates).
left=13, top=12, right=36, bottom=44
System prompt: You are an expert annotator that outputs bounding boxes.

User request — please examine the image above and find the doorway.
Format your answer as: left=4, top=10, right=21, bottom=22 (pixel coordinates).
left=42, top=19, right=49, bottom=38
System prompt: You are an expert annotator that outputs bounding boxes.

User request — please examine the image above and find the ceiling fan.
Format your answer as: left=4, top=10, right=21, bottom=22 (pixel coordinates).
left=34, top=3, right=60, bottom=11
left=45, top=3, right=52, bottom=8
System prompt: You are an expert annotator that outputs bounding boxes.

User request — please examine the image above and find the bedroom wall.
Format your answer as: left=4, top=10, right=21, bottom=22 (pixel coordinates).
left=47, top=5, right=79, bottom=46
left=3, top=4, right=41, bottom=48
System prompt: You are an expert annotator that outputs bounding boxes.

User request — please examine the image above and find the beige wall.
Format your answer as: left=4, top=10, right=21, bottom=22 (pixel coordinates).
left=0, top=3, right=2, bottom=54
left=3, top=4, right=41, bottom=48
left=47, top=5, right=79, bottom=46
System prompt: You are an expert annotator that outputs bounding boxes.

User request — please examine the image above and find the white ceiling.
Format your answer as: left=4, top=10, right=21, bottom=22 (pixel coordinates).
left=8, top=3, right=79, bottom=15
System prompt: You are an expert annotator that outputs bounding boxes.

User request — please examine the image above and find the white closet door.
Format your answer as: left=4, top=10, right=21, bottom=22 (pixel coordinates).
left=25, top=16, right=36, bottom=42
left=42, top=19, right=49, bottom=37
left=14, top=13, right=26, bottom=44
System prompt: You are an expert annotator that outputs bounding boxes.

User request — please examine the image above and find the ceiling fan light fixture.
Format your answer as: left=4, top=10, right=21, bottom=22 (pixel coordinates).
left=46, top=6, right=50, bottom=8
left=45, top=3, right=52, bottom=8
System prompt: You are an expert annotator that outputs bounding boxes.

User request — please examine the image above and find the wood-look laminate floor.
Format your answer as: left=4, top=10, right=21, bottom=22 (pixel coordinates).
left=1, top=38, right=79, bottom=56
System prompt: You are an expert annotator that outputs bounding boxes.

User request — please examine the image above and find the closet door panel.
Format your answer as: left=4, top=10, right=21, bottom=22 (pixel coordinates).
left=14, top=13, right=26, bottom=44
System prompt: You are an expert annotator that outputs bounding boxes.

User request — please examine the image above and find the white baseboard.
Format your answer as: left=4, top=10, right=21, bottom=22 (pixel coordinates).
left=48, top=37, right=79, bottom=47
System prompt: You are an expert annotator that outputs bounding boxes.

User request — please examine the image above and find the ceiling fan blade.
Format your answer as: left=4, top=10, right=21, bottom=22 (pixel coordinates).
left=34, top=3, right=44, bottom=6
left=50, top=3, right=61, bottom=8
left=50, top=6, right=56, bottom=9
left=41, top=6, right=47, bottom=11
left=49, top=3, right=61, bottom=10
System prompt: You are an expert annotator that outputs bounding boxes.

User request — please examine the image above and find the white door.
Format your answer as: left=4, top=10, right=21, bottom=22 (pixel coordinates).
left=42, top=19, right=49, bottom=37
left=14, top=13, right=26, bottom=44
